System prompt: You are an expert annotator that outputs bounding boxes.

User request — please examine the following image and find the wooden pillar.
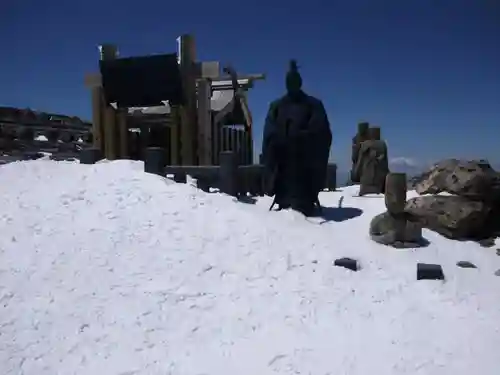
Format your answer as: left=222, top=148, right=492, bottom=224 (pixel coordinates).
left=99, top=44, right=119, bottom=160
left=241, top=91, right=254, bottom=165
left=103, top=106, right=118, bottom=160
left=47, top=129, right=59, bottom=143
left=91, top=86, right=104, bottom=151
left=177, top=34, right=197, bottom=165
left=80, top=148, right=102, bottom=164
left=169, top=105, right=181, bottom=165
left=212, top=116, right=220, bottom=165
left=219, top=151, right=239, bottom=196
left=197, top=78, right=212, bottom=165
left=117, top=108, right=129, bottom=159
left=144, top=147, right=167, bottom=175
left=85, top=73, right=104, bottom=152
left=139, top=123, right=150, bottom=160
left=99, top=43, right=118, bottom=60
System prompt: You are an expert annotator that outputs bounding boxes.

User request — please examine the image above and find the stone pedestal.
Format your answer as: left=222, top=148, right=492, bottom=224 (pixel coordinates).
left=369, top=173, right=427, bottom=248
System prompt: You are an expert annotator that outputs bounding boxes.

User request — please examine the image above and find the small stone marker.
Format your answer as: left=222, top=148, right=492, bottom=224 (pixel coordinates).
left=333, top=257, right=359, bottom=271
left=417, top=263, right=444, bottom=281
left=456, top=261, right=477, bottom=269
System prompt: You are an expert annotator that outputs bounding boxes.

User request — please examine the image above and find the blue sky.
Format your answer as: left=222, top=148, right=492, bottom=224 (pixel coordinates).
left=1, top=0, right=499, bottom=171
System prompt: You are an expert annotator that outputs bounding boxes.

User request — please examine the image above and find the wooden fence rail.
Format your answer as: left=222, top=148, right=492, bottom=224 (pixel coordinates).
left=79, top=147, right=337, bottom=197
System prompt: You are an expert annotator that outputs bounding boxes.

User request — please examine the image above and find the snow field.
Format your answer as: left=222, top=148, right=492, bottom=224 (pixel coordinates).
left=1, top=159, right=499, bottom=375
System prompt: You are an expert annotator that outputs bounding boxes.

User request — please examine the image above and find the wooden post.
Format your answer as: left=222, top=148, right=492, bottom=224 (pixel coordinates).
left=144, top=147, right=167, bottom=175
left=85, top=73, right=104, bottom=152
left=197, top=78, right=212, bottom=165
left=98, top=44, right=119, bottom=160
left=173, top=172, right=187, bottom=183
left=18, top=127, right=34, bottom=141
left=219, top=151, right=239, bottom=196
left=80, top=148, right=102, bottom=164
left=47, top=129, right=59, bottom=143
left=90, top=86, right=103, bottom=151
left=212, top=113, right=220, bottom=165
left=169, top=105, right=181, bottom=165
left=196, top=178, right=210, bottom=192
left=117, top=108, right=129, bottom=159
left=177, top=34, right=197, bottom=165
left=99, top=43, right=118, bottom=60
left=241, top=91, right=253, bottom=164
left=103, top=106, right=118, bottom=160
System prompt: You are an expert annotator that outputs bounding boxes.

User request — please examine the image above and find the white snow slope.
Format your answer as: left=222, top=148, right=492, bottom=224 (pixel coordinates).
left=1, top=159, right=500, bottom=375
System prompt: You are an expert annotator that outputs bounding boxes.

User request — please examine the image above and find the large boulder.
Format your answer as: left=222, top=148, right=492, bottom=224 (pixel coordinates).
left=415, top=159, right=500, bottom=201
left=405, top=195, right=491, bottom=239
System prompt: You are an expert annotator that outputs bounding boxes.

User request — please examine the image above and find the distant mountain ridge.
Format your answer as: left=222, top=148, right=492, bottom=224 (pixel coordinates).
left=0, top=106, right=90, bottom=126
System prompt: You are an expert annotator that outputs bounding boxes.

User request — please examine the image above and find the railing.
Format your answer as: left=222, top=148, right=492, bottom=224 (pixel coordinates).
left=79, top=147, right=337, bottom=197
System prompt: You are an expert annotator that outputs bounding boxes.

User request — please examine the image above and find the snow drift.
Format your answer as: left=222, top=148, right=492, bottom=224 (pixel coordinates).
left=1, top=159, right=499, bottom=375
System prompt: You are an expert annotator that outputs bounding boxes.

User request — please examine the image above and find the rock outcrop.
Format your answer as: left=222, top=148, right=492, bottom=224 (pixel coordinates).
left=415, top=159, right=500, bottom=201
left=406, top=159, right=500, bottom=241
left=405, top=195, right=490, bottom=239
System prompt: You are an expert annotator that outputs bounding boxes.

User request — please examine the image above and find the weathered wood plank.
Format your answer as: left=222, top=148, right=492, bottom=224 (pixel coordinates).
left=178, top=34, right=197, bottom=165
left=197, top=79, right=212, bottom=165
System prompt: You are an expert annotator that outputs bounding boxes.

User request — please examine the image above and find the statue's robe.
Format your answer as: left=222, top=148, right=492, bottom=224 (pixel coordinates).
left=262, top=91, right=332, bottom=214
left=354, top=139, right=389, bottom=196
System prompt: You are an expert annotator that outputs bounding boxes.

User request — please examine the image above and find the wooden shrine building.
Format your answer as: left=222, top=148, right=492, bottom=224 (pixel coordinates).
left=84, top=34, right=265, bottom=166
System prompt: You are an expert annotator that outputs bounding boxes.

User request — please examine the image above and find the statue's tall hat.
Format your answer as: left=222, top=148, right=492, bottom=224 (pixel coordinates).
left=286, top=59, right=303, bottom=93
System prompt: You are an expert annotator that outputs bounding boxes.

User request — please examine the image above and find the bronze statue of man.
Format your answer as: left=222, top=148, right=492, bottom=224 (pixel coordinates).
left=262, top=60, right=332, bottom=216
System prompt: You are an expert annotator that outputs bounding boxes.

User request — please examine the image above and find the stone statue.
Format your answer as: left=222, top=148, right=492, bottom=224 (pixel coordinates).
left=262, top=59, right=332, bottom=216
left=354, top=126, right=389, bottom=196
left=370, top=173, right=426, bottom=248
left=350, top=122, right=369, bottom=183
